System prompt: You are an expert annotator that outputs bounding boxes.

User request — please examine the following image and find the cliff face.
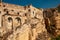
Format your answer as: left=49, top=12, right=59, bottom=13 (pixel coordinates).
left=0, top=3, right=50, bottom=40
left=0, top=2, right=60, bottom=40
left=55, top=12, right=60, bottom=35
left=43, top=8, right=57, bottom=36
left=43, top=6, right=60, bottom=37
left=55, top=5, right=60, bottom=35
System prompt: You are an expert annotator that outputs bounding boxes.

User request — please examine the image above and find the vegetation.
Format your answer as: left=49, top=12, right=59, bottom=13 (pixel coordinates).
left=51, top=35, right=60, bottom=40
left=57, top=5, right=60, bottom=12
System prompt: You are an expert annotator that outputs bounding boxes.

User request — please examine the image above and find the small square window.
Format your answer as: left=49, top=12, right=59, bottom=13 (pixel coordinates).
left=3, top=5, right=6, bottom=7
left=17, top=12, right=19, bottom=15
left=0, top=11, right=1, bottom=14
left=28, top=9, right=31, bottom=12
left=11, top=10, right=14, bottom=11
left=4, top=9, right=8, bottom=12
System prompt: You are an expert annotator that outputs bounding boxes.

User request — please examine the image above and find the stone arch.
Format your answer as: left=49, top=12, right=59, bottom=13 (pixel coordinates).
left=15, top=17, right=21, bottom=23
left=7, top=17, right=13, bottom=30
left=8, top=17, right=13, bottom=22
left=15, top=17, right=21, bottom=29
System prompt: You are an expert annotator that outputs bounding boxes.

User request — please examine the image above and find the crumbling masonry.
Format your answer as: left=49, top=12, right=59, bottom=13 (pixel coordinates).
left=0, top=2, right=60, bottom=40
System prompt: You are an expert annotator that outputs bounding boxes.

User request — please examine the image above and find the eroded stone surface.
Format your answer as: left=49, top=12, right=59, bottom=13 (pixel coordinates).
left=0, top=2, right=50, bottom=40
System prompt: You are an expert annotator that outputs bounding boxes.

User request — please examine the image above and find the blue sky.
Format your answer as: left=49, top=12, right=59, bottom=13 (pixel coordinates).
left=2, top=0, right=60, bottom=8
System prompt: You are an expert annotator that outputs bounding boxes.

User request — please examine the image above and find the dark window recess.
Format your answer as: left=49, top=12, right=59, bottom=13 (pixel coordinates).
left=8, top=17, right=12, bottom=22
left=11, top=10, right=14, bottom=11
left=17, top=12, right=19, bottom=15
left=0, top=11, right=1, bottom=14
left=4, top=11, right=10, bottom=15
left=15, top=17, right=21, bottom=23
left=0, top=5, right=1, bottom=6
left=25, top=13, right=27, bottom=16
left=4, top=9, right=8, bottom=12
left=33, top=11, right=34, bottom=13
left=3, top=5, right=6, bottom=7
left=58, top=28, right=60, bottom=30
left=5, top=11, right=9, bottom=15
left=28, top=9, right=31, bottom=12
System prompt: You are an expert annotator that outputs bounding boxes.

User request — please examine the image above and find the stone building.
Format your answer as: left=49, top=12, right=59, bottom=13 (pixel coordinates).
left=0, top=2, right=50, bottom=40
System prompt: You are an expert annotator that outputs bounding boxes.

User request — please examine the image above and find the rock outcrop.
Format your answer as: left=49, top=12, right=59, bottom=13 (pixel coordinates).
left=43, top=6, right=60, bottom=37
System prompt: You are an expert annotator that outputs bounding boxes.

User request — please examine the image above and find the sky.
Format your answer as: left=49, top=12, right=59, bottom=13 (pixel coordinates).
left=2, top=0, right=60, bottom=9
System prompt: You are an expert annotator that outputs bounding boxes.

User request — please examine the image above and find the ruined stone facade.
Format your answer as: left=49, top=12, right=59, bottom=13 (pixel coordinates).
left=43, top=9, right=57, bottom=36
left=54, top=11, right=60, bottom=35
left=0, top=2, right=50, bottom=40
left=43, top=8, right=60, bottom=37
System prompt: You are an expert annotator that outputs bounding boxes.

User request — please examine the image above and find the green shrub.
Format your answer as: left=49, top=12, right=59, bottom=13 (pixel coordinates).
left=56, top=35, right=60, bottom=40
left=51, top=35, right=60, bottom=40
left=57, top=5, right=60, bottom=12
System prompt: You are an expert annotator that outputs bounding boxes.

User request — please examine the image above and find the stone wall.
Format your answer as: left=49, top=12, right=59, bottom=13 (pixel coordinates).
left=54, top=12, right=60, bottom=35
left=0, top=2, right=50, bottom=40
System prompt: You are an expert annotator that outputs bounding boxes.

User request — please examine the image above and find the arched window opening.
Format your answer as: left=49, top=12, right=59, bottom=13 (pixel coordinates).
left=0, top=11, right=1, bottom=14
left=15, top=17, right=21, bottom=23
left=6, top=11, right=9, bottom=14
left=0, top=5, right=1, bottom=6
left=8, top=17, right=12, bottom=22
